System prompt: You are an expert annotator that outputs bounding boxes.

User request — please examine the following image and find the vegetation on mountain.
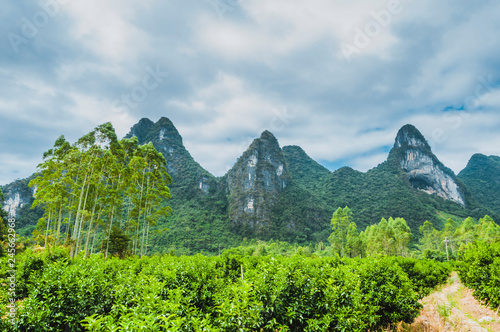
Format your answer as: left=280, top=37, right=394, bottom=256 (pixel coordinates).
left=322, top=152, right=494, bottom=237
left=459, top=153, right=500, bottom=217
left=282, top=145, right=331, bottom=193
left=0, top=176, right=44, bottom=237
left=1, top=119, right=499, bottom=256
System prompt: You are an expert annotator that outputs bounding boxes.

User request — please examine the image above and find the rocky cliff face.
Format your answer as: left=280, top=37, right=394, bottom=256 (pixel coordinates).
left=391, top=124, right=465, bottom=206
left=1, top=177, right=36, bottom=217
left=226, top=130, right=289, bottom=228
left=125, top=117, right=214, bottom=194
left=5, top=118, right=497, bottom=250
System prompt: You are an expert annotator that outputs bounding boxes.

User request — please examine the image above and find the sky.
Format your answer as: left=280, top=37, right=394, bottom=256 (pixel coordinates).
left=1, top=0, right=500, bottom=185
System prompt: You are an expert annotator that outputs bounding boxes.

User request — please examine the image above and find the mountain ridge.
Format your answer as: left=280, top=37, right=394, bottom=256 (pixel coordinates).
left=458, top=153, right=500, bottom=217
left=2, top=119, right=499, bottom=254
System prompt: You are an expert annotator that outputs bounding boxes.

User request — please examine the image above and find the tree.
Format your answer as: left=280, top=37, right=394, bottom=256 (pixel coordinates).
left=363, top=217, right=412, bottom=257
left=477, top=215, right=500, bottom=243
left=456, top=217, right=477, bottom=246
left=346, top=221, right=364, bottom=257
left=105, top=226, right=130, bottom=258
left=328, top=206, right=353, bottom=258
left=390, top=217, right=412, bottom=257
left=419, top=221, right=439, bottom=251
left=440, top=218, right=457, bottom=258
left=28, top=123, right=172, bottom=258
left=418, top=220, right=446, bottom=261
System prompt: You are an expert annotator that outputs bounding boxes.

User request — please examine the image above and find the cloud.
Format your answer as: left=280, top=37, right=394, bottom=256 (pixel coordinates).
left=1, top=0, right=500, bottom=184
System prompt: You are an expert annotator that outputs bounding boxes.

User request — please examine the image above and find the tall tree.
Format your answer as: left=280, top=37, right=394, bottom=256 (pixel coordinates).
left=345, top=221, right=363, bottom=257
left=29, top=123, right=172, bottom=258
left=363, top=217, right=412, bottom=256
left=418, top=221, right=439, bottom=251
left=328, top=206, right=353, bottom=258
left=390, top=217, right=412, bottom=257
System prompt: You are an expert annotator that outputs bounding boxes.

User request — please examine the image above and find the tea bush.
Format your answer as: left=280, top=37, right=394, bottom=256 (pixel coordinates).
left=457, top=241, right=500, bottom=309
left=0, top=250, right=451, bottom=331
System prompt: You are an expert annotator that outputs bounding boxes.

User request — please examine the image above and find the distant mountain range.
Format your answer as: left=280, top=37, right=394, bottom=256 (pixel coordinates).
left=2, top=118, right=499, bottom=254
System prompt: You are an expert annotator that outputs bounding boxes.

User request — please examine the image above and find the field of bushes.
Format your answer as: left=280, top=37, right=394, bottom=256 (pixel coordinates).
left=0, top=248, right=452, bottom=332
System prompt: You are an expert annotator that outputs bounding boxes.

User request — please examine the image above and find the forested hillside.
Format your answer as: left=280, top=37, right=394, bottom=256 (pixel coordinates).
left=459, top=153, right=500, bottom=217
left=2, top=119, right=499, bottom=254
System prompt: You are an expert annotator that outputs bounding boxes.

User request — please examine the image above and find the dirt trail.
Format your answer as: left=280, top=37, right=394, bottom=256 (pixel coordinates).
left=391, top=272, right=500, bottom=332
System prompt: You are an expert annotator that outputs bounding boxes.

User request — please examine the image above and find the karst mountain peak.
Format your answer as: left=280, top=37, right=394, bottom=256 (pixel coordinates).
left=3, top=119, right=498, bottom=251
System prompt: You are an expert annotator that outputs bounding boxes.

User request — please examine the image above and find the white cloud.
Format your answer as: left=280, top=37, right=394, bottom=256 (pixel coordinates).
left=64, top=0, right=153, bottom=63
left=1, top=0, right=500, bottom=185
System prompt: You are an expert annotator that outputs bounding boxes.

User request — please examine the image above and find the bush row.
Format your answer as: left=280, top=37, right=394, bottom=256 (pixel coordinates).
left=0, top=249, right=451, bottom=331
left=457, top=241, right=500, bottom=309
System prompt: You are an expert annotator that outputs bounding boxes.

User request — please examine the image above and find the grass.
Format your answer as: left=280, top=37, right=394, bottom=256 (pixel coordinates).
left=436, top=303, right=451, bottom=319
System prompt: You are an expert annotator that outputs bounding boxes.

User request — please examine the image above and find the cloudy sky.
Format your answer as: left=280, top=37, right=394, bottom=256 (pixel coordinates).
left=1, top=0, right=500, bottom=185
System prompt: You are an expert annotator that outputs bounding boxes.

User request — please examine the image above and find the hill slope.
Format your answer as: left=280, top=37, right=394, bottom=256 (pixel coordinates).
left=2, top=120, right=498, bottom=252
left=321, top=125, right=494, bottom=234
left=458, top=154, right=500, bottom=217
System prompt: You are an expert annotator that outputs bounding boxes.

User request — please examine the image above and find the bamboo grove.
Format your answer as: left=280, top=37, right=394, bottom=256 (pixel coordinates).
left=28, top=123, right=172, bottom=258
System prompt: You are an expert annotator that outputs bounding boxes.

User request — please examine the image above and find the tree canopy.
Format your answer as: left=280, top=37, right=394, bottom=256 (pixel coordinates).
left=29, top=123, right=172, bottom=258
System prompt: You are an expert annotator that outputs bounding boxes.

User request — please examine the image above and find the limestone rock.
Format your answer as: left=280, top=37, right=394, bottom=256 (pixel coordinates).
left=391, top=124, right=465, bottom=206
left=226, top=130, right=289, bottom=229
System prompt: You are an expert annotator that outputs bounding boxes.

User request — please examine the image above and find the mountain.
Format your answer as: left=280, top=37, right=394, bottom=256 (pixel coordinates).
left=321, top=124, right=494, bottom=233
left=224, top=132, right=332, bottom=242
left=2, top=120, right=498, bottom=253
left=282, top=145, right=331, bottom=193
left=124, top=117, right=235, bottom=254
left=391, top=125, right=465, bottom=206
left=124, top=117, right=216, bottom=197
left=0, top=174, right=43, bottom=236
left=458, top=154, right=500, bottom=217
left=225, top=130, right=289, bottom=231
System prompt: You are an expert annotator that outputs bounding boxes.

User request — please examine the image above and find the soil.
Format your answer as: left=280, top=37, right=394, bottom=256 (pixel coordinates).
left=390, top=272, right=500, bottom=332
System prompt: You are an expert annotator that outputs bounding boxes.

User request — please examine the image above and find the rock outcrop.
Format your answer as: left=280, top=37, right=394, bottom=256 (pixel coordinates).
left=226, top=130, right=289, bottom=228
left=1, top=177, right=36, bottom=218
left=125, top=117, right=215, bottom=194
left=391, top=124, right=465, bottom=206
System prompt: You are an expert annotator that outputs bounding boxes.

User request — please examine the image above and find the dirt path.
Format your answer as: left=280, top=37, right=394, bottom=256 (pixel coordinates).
left=391, top=272, right=500, bottom=332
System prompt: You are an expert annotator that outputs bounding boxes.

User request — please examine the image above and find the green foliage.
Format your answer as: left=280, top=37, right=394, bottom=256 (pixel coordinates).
left=328, top=207, right=362, bottom=258
left=457, top=241, right=500, bottom=309
left=0, top=249, right=452, bottom=331
left=104, top=226, right=130, bottom=258
left=383, top=257, right=452, bottom=298
left=418, top=215, right=500, bottom=261
left=362, top=217, right=412, bottom=257
left=355, top=259, right=422, bottom=327
left=27, top=123, right=172, bottom=258
left=458, top=154, right=500, bottom=217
